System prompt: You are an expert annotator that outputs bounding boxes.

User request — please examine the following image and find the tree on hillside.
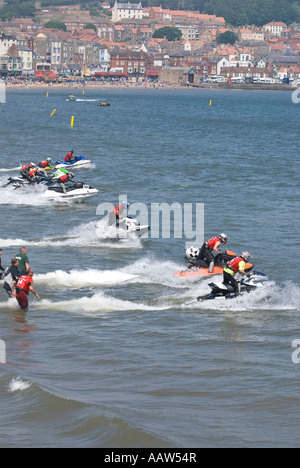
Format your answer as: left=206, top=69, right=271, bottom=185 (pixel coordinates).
left=153, top=26, right=182, bottom=41
left=217, top=31, right=238, bottom=45
left=84, top=23, right=96, bottom=30
left=44, top=20, right=67, bottom=31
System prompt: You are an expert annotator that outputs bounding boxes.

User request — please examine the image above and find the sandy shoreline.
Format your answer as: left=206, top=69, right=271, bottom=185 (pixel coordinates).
left=3, top=81, right=295, bottom=92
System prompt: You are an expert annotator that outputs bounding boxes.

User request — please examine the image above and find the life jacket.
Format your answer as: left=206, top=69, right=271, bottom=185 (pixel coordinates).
left=29, top=168, right=39, bottom=178
left=16, top=275, right=32, bottom=294
left=113, top=205, right=124, bottom=216
left=39, top=160, right=49, bottom=168
left=59, top=174, right=70, bottom=183
left=227, top=257, right=245, bottom=273
left=21, top=164, right=31, bottom=172
left=206, top=237, right=221, bottom=250
left=65, top=152, right=73, bottom=162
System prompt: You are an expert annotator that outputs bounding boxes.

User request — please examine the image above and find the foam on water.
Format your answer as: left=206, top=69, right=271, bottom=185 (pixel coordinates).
left=8, top=377, right=32, bottom=392
left=35, top=269, right=137, bottom=289
left=0, top=182, right=47, bottom=206
left=34, top=291, right=169, bottom=315
left=0, top=166, right=21, bottom=173
left=0, top=220, right=143, bottom=249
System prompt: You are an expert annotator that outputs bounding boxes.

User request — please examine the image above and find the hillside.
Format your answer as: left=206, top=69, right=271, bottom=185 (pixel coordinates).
left=1, top=0, right=300, bottom=26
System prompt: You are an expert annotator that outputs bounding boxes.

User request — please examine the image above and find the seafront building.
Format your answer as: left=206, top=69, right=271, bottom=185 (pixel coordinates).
left=0, top=3, right=300, bottom=85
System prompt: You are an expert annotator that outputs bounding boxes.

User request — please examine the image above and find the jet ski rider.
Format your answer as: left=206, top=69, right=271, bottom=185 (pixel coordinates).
left=108, top=202, right=130, bottom=227
left=38, top=158, right=53, bottom=174
left=56, top=170, right=75, bottom=194
left=223, top=252, right=252, bottom=297
left=198, top=234, right=229, bottom=273
left=20, top=162, right=36, bottom=182
left=65, top=150, right=77, bottom=164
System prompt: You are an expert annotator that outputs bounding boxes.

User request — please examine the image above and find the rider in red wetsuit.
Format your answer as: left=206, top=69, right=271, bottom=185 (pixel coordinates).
left=15, top=269, right=40, bottom=311
left=198, top=233, right=230, bottom=273
left=65, top=150, right=76, bottom=164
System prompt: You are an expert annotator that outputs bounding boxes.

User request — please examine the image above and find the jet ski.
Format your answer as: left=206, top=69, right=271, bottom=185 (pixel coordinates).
left=2, top=176, right=55, bottom=189
left=118, top=217, right=150, bottom=238
left=98, top=101, right=111, bottom=107
left=97, top=216, right=150, bottom=240
left=42, top=181, right=98, bottom=202
left=197, top=271, right=270, bottom=301
left=175, top=251, right=253, bottom=279
left=67, top=94, right=77, bottom=101
left=55, top=156, right=91, bottom=169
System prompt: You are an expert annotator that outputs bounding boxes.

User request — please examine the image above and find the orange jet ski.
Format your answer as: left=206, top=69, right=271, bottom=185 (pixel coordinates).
left=175, top=251, right=253, bottom=279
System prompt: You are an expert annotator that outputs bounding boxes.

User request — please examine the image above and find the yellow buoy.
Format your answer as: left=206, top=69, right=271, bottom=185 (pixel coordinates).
left=71, top=116, right=74, bottom=127
left=51, top=109, right=56, bottom=116
left=46, top=92, right=49, bottom=98
left=209, top=100, right=212, bottom=106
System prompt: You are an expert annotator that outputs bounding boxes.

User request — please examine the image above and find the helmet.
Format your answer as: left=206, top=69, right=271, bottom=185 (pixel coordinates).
left=69, top=172, right=74, bottom=178
left=30, top=162, right=36, bottom=167
left=241, top=251, right=252, bottom=261
left=219, top=233, right=229, bottom=244
left=46, top=157, right=52, bottom=162
left=186, top=246, right=200, bottom=260
left=122, top=202, right=130, bottom=208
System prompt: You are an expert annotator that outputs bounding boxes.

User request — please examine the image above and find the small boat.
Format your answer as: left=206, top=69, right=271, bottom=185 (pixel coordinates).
left=67, top=94, right=77, bottom=101
left=98, top=101, right=111, bottom=107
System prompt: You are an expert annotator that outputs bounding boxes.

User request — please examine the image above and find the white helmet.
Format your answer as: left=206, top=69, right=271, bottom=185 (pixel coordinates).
left=219, top=233, right=229, bottom=244
left=241, top=251, right=252, bottom=261
left=186, top=246, right=200, bottom=259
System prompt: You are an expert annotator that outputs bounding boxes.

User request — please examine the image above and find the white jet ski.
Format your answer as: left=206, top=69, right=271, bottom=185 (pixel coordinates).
left=119, top=217, right=150, bottom=238
left=55, top=156, right=91, bottom=170
left=67, top=94, right=77, bottom=101
left=197, top=271, right=272, bottom=301
left=42, top=181, right=98, bottom=202
left=97, top=216, right=150, bottom=240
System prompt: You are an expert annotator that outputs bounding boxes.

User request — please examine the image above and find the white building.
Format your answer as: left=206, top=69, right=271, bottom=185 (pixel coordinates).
left=0, top=34, right=15, bottom=56
left=111, top=2, right=143, bottom=23
left=263, top=22, right=287, bottom=37
left=17, top=45, right=33, bottom=71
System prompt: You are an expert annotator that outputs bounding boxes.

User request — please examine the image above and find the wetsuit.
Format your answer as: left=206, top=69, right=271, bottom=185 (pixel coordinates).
left=3, top=264, right=19, bottom=297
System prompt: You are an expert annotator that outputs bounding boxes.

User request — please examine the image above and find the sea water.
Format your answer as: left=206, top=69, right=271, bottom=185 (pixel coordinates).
left=0, top=88, right=299, bottom=448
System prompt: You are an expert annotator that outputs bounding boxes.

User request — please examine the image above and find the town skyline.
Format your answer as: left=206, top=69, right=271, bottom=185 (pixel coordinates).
left=0, top=2, right=300, bottom=86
